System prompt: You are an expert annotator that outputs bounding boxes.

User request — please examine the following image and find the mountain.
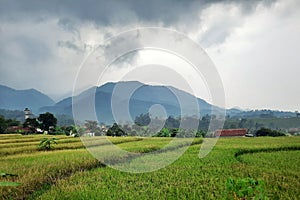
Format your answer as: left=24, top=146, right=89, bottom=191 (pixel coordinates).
left=0, top=109, right=26, bottom=122
left=40, top=81, right=216, bottom=124
left=1, top=82, right=296, bottom=125
left=0, top=85, right=55, bottom=113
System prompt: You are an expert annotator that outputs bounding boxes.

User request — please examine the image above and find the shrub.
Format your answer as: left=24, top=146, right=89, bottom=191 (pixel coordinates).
left=38, top=138, right=58, bottom=151
left=107, top=123, right=126, bottom=136
left=225, top=177, right=267, bottom=200
left=255, top=128, right=286, bottom=137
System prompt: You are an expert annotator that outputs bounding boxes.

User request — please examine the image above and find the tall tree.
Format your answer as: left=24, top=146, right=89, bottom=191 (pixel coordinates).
left=23, top=118, right=39, bottom=133
left=0, top=116, right=8, bottom=134
left=107, top=123, right=126, bottom=136
left=38, top=112, right=57, bottom=131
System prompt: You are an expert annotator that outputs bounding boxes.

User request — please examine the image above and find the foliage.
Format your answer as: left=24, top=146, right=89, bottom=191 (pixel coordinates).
left=0, top=115, right=21, bottom=134
left=5, top=118, right=20, bottom=126
left=84, top=120, right=98, bottom=133
left=107, top=123, right=126, bottom=136
left=60, top=125, right=79, bottom=136
left=134, top=113, right=151, bottom=126
left=255, top=128, right=286, bottom=137
left=155, top=127, right=171, bottom=137
left=0, top=116, right=8, bottom=134
left=164, top=116, right=180, bottom=128
left=0, top=109, right=25, bottom=122
left=225, top=177, right=267, bottom=200
left=38, top=112, right=57, bottom=132
left=196, top=130, right=206, bottom=137
left=50, top=127, right=66, bottom=135
left=22, top=112, right=58, bottom=133
left=23, top=118, right=40, bottom=133
left=77, top=126, right=86, bottom=136
left=38, top=138, right=58, bottom=151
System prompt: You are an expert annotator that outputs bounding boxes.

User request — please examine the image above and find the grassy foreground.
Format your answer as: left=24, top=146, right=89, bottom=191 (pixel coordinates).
left=0, top=134, right=299, bottom=199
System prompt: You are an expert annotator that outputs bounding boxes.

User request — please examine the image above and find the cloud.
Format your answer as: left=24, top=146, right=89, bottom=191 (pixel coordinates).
left=207, top=0, right=300, bottom=110
left=0, top=0, right=299, bottom=111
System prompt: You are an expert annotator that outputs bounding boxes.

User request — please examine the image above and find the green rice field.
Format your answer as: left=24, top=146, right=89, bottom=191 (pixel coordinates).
left=0, top=134, right=299, bottom=199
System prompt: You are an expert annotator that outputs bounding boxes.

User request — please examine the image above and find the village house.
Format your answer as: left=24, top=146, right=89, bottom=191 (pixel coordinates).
left=215, top=128, right=248, bottom=137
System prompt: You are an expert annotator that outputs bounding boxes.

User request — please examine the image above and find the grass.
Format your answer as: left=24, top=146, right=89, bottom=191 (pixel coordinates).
left=0, top=134, right=299, bottom=199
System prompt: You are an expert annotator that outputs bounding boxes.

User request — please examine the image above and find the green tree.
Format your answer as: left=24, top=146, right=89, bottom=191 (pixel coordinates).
left=156, top=128, right=171, bottom=137
left=165, top=116, right=180, bottom=128
left=134, top=113, right=151, bottom=126
left=23, top=118, right=39, bottom=133
left=107, top=123, right=126, bottom=136
left=38, top=112, right=57, bottom=132
left=255, top=128, right=286, bottom=137
left=5, top=119, right=20, bottom=126
left=0, top=116, right=8, bottom=134
left=196, top=130, right=206, bottom=138
left=61, top=125, right=79, bottom=136
left=238, top=118, right=247, bottom=128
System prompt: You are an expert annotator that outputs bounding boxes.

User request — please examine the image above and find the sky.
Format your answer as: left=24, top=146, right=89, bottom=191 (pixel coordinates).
left=0, top=0, right=299, bottom=111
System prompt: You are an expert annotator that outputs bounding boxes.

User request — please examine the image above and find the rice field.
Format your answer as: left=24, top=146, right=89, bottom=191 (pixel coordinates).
left=0, top=134, right=299, bottom=199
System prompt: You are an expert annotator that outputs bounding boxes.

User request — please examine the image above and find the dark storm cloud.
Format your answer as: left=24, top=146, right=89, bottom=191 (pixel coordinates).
left=0, top=0, right=271, bottom=25
left=0, top=0, right=275, bottom=47
left=3, top=0, right=299, bottom=112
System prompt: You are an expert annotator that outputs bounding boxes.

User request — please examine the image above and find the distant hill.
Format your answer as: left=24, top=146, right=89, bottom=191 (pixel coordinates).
left=1, top=82, right=296, bottom=125
left=0, top=109, right=25, bottom=122
left=0, top=85, right=55, bottom=113
left=40, top=81, right=217, bottom=124
left=40, top=81, right=297, bottom=124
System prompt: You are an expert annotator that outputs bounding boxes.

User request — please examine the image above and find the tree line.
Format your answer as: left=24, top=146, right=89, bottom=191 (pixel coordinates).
left=0, top=112, right=292, bottom=137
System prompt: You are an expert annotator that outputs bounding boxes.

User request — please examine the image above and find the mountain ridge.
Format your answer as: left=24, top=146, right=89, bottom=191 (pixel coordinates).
left=0, top=85, right=55, bottom=113
left=40, top=81, right=220, bottom=124
left=0, top=82, right=296, bottom=125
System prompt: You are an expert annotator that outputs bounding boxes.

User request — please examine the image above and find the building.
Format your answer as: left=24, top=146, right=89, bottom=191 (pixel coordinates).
left=24, top=108, right=33, bottom=120
left=6, top=126, right=31, bottom=134
left=215, top=128, right=247, bottom=137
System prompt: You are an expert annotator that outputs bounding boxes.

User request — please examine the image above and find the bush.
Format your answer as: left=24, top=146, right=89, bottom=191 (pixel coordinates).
left=225, top=177, right=267, bottom=199
left=196, top=130, right=206, bottom=138
left=255, top=128, right=286, bottom=137
left=107, top=123, right=126, bottom=137
left=155, top=128, right=171, bottom=137
left=38, top=138, right=58, bottom=151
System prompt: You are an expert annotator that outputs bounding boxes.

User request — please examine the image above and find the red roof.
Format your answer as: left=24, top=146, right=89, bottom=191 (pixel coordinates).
left=6, top=126, right=31, bottom=133
left=215, top=129, right=247, bottom=137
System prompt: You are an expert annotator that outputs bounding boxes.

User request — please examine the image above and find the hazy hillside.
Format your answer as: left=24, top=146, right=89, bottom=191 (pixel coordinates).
left=0, top=85, right=55, bottom=113
left=0, top=109, right=25, bottom=122
left=40, top=81, right=215, bottom=124
left=1, top=82, right=296, bottom=125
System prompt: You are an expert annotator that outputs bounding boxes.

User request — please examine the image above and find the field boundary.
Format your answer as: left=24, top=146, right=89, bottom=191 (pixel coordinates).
left=234, top=146, right=300, bottom=162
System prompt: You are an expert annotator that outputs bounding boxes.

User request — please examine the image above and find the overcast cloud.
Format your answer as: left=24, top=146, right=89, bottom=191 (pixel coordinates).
left=0, top=0, right=299, bottom=111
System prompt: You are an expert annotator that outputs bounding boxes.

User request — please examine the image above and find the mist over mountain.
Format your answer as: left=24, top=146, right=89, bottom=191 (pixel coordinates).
left=0, top=85, right=54, bottom=113
left=40, top=81, right=214, bottom=124
left=0, top=82, right=296, bottom=125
